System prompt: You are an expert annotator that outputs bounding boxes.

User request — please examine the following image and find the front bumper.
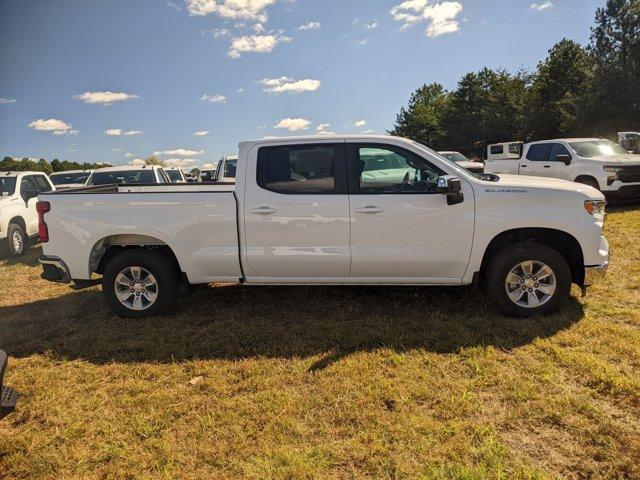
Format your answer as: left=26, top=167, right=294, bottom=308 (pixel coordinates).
left=38, top=255, right=71, bottom=283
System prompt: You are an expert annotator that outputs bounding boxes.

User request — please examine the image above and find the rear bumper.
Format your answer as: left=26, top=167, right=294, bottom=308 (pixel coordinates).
left=38, top=255, right=71, bottom=283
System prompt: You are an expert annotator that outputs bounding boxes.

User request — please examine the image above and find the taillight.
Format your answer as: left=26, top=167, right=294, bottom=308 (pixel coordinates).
left=36, top=201, right=50, bottom=243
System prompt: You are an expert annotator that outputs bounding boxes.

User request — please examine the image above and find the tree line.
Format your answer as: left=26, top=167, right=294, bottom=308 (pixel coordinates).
left=390, top=0, right=640, bottom=158
left=0, top=156, right=110, bottom=174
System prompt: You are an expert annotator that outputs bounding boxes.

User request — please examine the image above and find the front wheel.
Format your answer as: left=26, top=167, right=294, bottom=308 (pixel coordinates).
left=102, top=249, right=179, bottom=318
left=6, top=223, right=27, bottom=258
left=486, top=243, right=572, bottom=317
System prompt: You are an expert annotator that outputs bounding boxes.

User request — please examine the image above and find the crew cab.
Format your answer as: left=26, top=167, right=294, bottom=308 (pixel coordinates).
left=0, top=171, right=55, bottom=257
left=485, top=138, right=640, bottom=201
left=49, top=170, right=93, bottom=190
left=36, top=135, right=609, bottom=318
left=88, top=165, right=171, bottom=186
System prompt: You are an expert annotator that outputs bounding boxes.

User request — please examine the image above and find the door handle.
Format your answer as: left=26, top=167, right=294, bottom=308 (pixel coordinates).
left=544, top=165, right=551, bottom=168
left=355, top=206, right=383, bottom=214
left=250, top=206, right=277, bottom=215
left=521, top=165, right=527, bottom=168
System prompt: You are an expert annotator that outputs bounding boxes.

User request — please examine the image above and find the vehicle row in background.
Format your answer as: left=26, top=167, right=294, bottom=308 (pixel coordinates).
left=0, top=171, right=55, bottom=257
left=485, top=138, right=640, bottom=201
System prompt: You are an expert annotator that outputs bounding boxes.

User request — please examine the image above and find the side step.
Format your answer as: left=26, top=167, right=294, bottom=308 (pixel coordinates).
left=0, top=350, right=19, bottom=419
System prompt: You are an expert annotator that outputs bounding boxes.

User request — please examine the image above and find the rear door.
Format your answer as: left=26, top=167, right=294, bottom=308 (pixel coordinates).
left=19, top=175, right=41, bottom=235
left=519, top=143, right=552, bottom=176
left=346, top=143, right=474, bottom=280
left=243, top=142, right=351, bottom=278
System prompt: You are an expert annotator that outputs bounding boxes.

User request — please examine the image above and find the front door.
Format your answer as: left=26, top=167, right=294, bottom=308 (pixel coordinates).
left=347, top=144, right=475, bottom=280
left=243, top=142, right=351, bottom=278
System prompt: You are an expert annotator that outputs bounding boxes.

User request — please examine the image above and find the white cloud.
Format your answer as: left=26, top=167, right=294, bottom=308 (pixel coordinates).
left=73, top=91, right=139, bottom=105
left=316, top=123, right=335, bottom=135
left=391, top=0, right=463, bottom=37
left=128, top=158, right=146, bottom=166
left=530, top=1, right=554, bottom=11
left=164, top=158, right=199, bottom=168
left=259, top=76, right=321, bottom=94
left=28, top=118, right=77, bottom=135
left=200, top=93, right=227, bottom=103
left=252, top=22, right=266, bottom=33
left=237, top=87, right=245, bottom=93
left=201, top=163, right=217, bottom=169
left=228, top=33, right=291, bottom=58
left=352, top=120, right=366, bottom=127
left=166, top=0, right=181, bottom=11
left=186, top=0, right=277, bottom=22
left=104, top=128, right=143, bottom=136
left=154, top=148, right=204, bottom=156
left=365, top=21, right=379, bottom=29
left=0, top=98, right=17, bottom=104
left=213, top=28, right=230, bottom=38
left=297, top=21, right=321, bottom=32
left=125, top=152, right=135, bottom=158
left=274, top=118, right=310, bottom=131
left=194, top=130, right=211, bottom=136
left=361, top=129, right=374, bottom=134
left=355, top=38, right=369, bottom=45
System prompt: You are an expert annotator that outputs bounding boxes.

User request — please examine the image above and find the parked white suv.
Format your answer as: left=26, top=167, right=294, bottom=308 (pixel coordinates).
left=49, top=170, right=93, bottom=190
left=87, top=165, right=171, bottom=186
left=0, top=171, right=55, bottom=257
left=485, top=138, right=640, bottom=201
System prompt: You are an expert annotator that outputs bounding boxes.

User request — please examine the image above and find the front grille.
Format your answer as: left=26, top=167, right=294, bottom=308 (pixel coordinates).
left=618, top=165, right=640, bottom=183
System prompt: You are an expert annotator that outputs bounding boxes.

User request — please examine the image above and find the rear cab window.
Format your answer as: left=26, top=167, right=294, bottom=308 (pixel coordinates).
left=257, top=144, right=346, bottom=194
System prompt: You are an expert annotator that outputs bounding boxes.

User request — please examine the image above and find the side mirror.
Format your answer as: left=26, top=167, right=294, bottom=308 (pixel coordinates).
left=437, top=176, right=464, bottom=205
left=556, top=154, right=572, bottom=166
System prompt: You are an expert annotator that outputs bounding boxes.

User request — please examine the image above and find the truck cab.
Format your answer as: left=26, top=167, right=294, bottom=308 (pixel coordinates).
left=485, top=138, right=640, bottom=201
left=0, top=171, right=55, bottom=257
left=87, top=165, right=171, bottom=185
left=215, top=155, right=238, bottom=183
left=49, top=170, right=93, bottom=190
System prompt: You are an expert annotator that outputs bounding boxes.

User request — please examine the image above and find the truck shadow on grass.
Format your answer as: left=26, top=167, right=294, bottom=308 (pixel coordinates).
left=0, top=282, right=585, bottom=369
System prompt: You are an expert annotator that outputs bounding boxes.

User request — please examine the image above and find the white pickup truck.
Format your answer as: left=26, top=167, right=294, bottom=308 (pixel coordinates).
left=36, top=135, right=609, bottom=318
left=1, top=171, right=55, bottom=257
left=485, top=138, right=640, bottom=201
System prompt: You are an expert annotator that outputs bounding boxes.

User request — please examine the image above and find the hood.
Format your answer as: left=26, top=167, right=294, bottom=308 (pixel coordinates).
left=586, top=154, right=640, bottom=164
left=456, top=161, right=483, bottom=171
left=491, top=174, right=604, bottom=199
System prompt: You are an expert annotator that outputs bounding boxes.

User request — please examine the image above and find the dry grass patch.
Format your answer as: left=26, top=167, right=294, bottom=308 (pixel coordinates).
left=1, top=207, right=639, bottom=479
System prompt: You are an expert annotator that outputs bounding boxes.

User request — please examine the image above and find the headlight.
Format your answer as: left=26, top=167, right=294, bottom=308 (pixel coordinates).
left=603, top=165, right=622, bottom=173
left=584, top=200, right=606, bottom=217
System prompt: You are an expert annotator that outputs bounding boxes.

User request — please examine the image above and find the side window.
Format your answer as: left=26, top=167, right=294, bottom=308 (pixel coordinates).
left=257, top=145, right=337, bottom=194
left=526, top=143, right=553, bottom=162
left=157, top=169, right=169, bottom=184
left=357, top=146, right=443, bottom=194
left=490, top=145, right=504, bottom=155
left=33, top=175, right=53, bottom=192
left=20, top=176, right=38, bottom=202
left=548, top=143, right=571, bottom=162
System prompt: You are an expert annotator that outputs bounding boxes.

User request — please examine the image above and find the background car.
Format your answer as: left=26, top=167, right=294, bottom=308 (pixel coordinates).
left=88, top=165, right=171, bottom=186
left=165, top=167, right=187, bottom=183
left=437, top=151, right=484, bottom=174
left=48, top=170, right=93, bottom=189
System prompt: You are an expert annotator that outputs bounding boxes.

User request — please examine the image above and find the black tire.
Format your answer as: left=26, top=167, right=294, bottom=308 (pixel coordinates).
left=486, top=242, right=572, bottom=317
left=575, top=177, right=600, bottom=191
left=6, top=223, right=27, bottom=258
left=102, top=249, right=179, bottom=318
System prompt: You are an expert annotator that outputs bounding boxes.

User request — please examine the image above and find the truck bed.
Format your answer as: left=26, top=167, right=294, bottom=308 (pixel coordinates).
left=39, top=184, right=242, bottom=284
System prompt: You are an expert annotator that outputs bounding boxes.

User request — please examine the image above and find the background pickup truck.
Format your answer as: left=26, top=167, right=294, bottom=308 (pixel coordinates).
left=37, top=135, right=609, bottom=318
left=485, top=138, right=640, bottom=201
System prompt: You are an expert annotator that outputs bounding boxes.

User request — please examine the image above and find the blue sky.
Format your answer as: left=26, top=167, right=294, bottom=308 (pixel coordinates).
left=0, top=0, right=604, bottom=169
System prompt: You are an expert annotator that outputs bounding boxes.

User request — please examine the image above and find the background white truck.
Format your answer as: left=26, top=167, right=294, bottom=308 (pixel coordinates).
left=49, top=170, right=93, bottom=189
left=88, top=165, right=171, bottom=185
left=0, top=171, right=55, bottom=257
left=36, top=135, right=609, bottom=318
left=485, top=138, right=640, bottom=201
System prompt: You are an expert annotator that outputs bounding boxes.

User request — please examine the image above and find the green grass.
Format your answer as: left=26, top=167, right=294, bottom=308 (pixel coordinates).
left=1, top=208, right=639, bottom=479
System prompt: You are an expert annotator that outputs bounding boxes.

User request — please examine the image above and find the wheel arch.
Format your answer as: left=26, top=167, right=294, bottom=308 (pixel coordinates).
left=480, top=228, right=585, bottom=285
left=89, top=234, right=182, bottom=277
left=574, top=175, right=601, bottom=189
left=8, top=216, right=27, bottom=232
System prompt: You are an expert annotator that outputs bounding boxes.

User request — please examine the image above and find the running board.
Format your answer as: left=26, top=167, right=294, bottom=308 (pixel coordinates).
left=0, top=350, right=19, bottom=419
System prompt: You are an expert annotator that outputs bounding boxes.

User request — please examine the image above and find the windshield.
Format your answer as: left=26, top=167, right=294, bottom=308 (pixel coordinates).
left=224, top=159, right=237, bottom=178
left=166, top=170, right=183, bottom=182
left=89, top=170, right=156, bottom=186
left=569, top=140, right=628, bottom=158
left=0, top=177, right=17, bottom=196
left=50, top=172, right=91, bottom=185
left=439, top=152, right=469, bottom=163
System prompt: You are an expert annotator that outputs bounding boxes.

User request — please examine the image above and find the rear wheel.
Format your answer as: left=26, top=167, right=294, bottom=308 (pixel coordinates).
left=103, top=249, right=179, bottom=318
left=6, top=223, right=27, bottom=258
left=486, top=242, right=571, bottom=317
